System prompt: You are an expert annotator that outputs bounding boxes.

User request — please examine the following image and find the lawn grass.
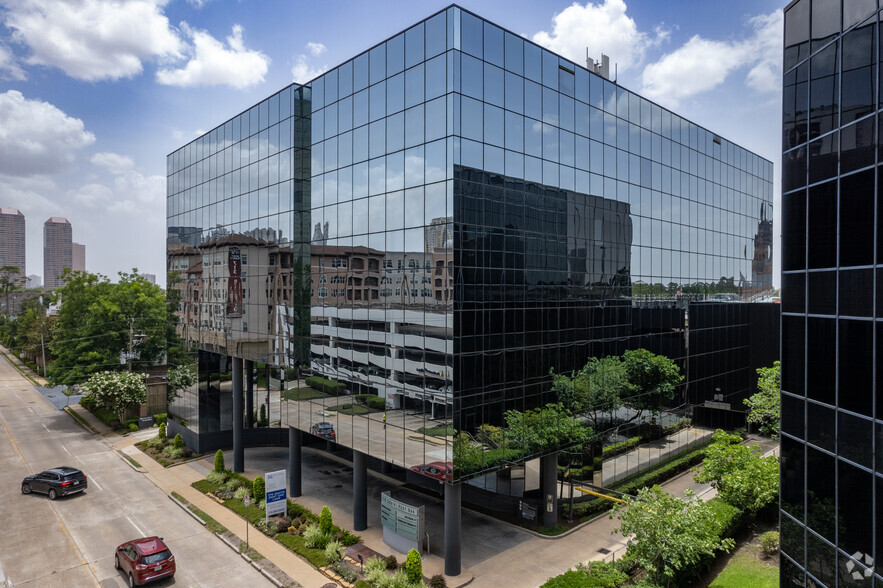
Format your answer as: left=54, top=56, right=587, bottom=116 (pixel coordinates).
left=274, top=533, right=328, bottom=568
left=281, top=386, right=326, bottom=401
left=64, top=406, right=98, bottom=434
left=709, top=553, right=778, bottom=588
left=327, top=403, right=370, bottom=415
left=418, top=425, right=454, bottom=437
left=124, top=455, right=141, bottom=468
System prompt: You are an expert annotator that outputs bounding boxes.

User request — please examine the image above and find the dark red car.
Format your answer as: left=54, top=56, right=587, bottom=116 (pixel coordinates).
left=410, top=461, right=453, bottom=481
left=114, top=536, right=176, bottom=586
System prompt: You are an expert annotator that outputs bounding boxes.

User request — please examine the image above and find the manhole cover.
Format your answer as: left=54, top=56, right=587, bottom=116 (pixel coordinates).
left=597, top=547, right=611, bottom=554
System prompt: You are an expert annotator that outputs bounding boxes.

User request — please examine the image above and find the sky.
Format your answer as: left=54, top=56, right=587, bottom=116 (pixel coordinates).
left=0, top=0, right=785, bottom=288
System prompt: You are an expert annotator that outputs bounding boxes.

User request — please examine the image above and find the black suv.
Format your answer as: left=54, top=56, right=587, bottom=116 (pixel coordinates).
left=310, top=422, right=336, bottom=440
left=22, top=466, right=88, bottom=499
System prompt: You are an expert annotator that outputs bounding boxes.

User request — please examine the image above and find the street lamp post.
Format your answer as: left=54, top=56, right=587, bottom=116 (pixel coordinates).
left=243, top=495, right=250, bottom=553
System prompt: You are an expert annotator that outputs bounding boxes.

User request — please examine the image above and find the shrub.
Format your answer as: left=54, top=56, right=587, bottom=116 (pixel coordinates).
left=324, top=539, right=343, bottom=563
left=259, top=404, right=267, bottom=426
left=173, top=433, right=183, bottom=449
left=162, top=446, right=183, bottom=459
left=305, top=375, right=346, bottom=395
left=157, top=422, right=166, bottom=440
left=234, top=486, right=251, bottom=502
left=303, top=523, right=330, bottom=549
left=759, top=530, right=779, bottom=555
left=206, top=469, right=228, bottom=485
left=365, top=556, right=391, bottom=585
left=429, top=574, right=447, bottom=588
left=253, top=476, right=265, bottom=501
left=405, top=549, right=422, bottom=584
left=584, top=560, right=628, bottom=586
left=214, top=449, right=225, bottom=472
left=153, top=413, right=167, bottom=426
left=384, top=554, right=399, bottom=570
left=128, top=423, right=139, bottom=432
left=181, top=447, right=193, bottom=458
left=319, top=505, right=333, bottom=535
left=541, top=569, right=591, bottom=588
left=287, top=525, right=298, bottom=534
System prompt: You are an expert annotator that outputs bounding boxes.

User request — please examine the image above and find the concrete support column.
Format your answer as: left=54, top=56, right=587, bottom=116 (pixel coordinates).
left=444, top=482, right=461, bottom=576
left=540, top=452, right=558, bottom=528
left=288, top=427, right=302, bottom=498
left=232, top=357, right=244, bottom=473
left=244, top=359, right=254, bottom=428
left=353, top=450, right=368, bottom=531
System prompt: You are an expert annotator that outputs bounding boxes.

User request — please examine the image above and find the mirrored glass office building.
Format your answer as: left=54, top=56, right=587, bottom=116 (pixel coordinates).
left=781, top=0, right=882, bottom=585
left=167, top=4, right=775, bottom=574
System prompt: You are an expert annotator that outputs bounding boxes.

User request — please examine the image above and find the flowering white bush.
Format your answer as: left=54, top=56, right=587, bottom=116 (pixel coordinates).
left=167, top=364, right=197, bottom=404
left=81, top=371, right=147, bottom=422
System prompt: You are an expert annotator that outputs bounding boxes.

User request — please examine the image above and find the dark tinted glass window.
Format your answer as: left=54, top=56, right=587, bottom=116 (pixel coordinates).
left=807, top=271, right=835, bottom=314
left=807, top=181, right=837, bottom=269
left=811, top=0, right=840, bottom=50
left=781, top=393, right=805, bottom=438
left=805, top=446, right=836, bottom=541
left=837, top=411, right=872, bottom=467
left=838, top=319, right=873, bottom=415
left=806, top=318, right=835, bottom=404
left=781, top=436, right=805, bottom=521
left=840, top=170, right=874, bottom=266
left=783, top=190, right=806, bottom=270
left=782, top=272, right=805, bottom=313
left=806, top=401, right=835, bottom=451
left=809, top=43, right=839, bottom=139
left=837, top=461, right=873, bottom=557
left=142, top=550, right=171, bottom=565
left=784, top=0, right=810, bottom=69
left=782, top=315, right=805, bottom=395
left=840, top=117, right=875, bottom=172
left=781, top=515, right=805, bottom=564
left=806, top=532, right=835, bottom=586
left=839, top=268, right=873, bottom=316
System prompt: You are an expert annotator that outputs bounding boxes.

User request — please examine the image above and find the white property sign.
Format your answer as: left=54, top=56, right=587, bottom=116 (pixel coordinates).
left=265, top=470, right=287, bottom=518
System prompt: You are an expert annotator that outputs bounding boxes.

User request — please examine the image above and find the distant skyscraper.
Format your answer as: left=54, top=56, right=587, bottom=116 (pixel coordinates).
left=43, top=217, right=72, bottom=289
left=72, top=242, right=85, bottom=272
left=424, top=217, right=452, bottom=253
left=26, top=274, right=40, bottom=289
left=0, top=208, right=26, bottom=278
left=139, top=273, right=156, bottom=284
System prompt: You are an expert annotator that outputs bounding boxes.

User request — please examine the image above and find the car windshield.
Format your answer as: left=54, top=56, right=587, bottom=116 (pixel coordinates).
left=141, top=550, right=171, bottom=565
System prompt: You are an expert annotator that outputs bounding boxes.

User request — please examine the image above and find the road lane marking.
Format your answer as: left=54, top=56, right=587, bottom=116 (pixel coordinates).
left=127, top=515, right=147, bottom=537
left=62, top=444, right=72, bottom=456
left=88, top=475, right=102, bottom=491
left=42, top=423, right=51, bottom=433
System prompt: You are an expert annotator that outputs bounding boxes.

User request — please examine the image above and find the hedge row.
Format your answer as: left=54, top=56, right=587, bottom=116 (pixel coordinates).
left=353, top=393, right=386, bottom=410
left=564, top=439, right=714, bottom=521
left=305, top=376, right=346, bottom=395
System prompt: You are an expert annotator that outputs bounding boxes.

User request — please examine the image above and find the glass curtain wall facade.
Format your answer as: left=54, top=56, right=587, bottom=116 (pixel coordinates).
left=167, top=6, right=773, bottom=486
left=782, top=0, right=883, bottom=585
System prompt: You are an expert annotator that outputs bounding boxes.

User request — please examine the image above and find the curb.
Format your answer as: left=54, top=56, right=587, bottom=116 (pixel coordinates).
left=115, top=450, right=145, bottom=472
left=168, top=493, right=207, bottom=526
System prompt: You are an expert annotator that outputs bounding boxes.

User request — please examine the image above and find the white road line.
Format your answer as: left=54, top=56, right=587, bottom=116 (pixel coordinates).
left=88, top=475, right=102, bottom=491
left=61, top=444, right=72, bottom=456
left=42, top=423, right=51, bottom=433
left=126, top=516, right=147, bottom=537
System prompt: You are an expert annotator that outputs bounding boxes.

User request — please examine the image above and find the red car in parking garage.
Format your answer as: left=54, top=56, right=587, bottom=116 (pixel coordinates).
left=410, top=461, right=453, bottom=481
left=115, top=536, right=176, bottom=586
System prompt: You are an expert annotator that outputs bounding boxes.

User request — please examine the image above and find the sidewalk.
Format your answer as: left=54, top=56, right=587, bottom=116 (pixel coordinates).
left=0, top=345, right=50, bottom=387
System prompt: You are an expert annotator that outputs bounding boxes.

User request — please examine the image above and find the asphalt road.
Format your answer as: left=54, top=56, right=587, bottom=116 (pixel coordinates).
left=0, top=352, right=270, bottom=588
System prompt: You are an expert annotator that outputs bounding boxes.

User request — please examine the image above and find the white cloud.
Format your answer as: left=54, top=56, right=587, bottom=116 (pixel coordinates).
left=0, top=44, right=26, bottom=80
left=291, top=54, right=326, bottom=84
left=156, top=23, right=269, bottom=89
left=0, top=90, right=95, bottom=176
left=91, top=152, right=135, bottom=173
left=69, top=166, right=164, bottom=213
left=306, top=42, right=327, bottom=57
left=640, top=9, right=782, bottom=108
left=533, top=0, right=665, bottom=73
left=4, top=0, right=183, bottom=81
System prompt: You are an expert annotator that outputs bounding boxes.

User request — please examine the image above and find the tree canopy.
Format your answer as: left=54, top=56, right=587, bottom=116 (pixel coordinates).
left=693, top=430, right=779, bottom=513
left=612, top=486, right=735, bottom=587
left=0, top=265, right=25, bottom=317
left=81, top=370, right=147, bottom=422
left=744, top=361, right=780, bottom=438
left=49, top=270, right=166, bottom=384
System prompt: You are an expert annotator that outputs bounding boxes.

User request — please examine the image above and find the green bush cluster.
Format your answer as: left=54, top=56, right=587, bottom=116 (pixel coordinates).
left=214, top=449, right=225, bottom=472
left=153, top=413, right=167, bottom=426
left=353, top=393, right=386, bottom=410
left=541, top=560, right=628, bottom=588
left=157, top=422, right=166, bottom=439
left=601, top=436, right=642, bottom=459
left=319, top=505, right=333, bottom=535
left=404, top=549, right=422, bottom=584
left=305, top=376, right=346, bottom=395
left=253, top=476, right=265, bottom=501
left=759, top=530, right=779, bottom=555
left=173, top=433, right=183, bottom=449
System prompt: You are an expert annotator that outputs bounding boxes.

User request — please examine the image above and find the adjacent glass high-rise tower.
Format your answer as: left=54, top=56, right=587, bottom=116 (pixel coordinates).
left=782, top=0, right=882, bottom=585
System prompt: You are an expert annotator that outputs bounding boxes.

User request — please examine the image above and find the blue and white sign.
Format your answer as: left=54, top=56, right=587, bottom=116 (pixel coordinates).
left=265, top=469, right=287, bottom=518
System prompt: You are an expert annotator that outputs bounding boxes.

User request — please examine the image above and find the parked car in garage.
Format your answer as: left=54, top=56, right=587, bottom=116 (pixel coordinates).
left=115, top=536, right=176, bottom=586
left=310, top=421, right=336, bottom=440
left=21, top=466, right=87, bottom=499
left=410, top=461, right=453, bottom=481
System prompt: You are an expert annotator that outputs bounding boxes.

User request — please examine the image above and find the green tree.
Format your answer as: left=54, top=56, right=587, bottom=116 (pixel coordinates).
left=744, top=361, right=780, bottom=438
left=0, top=265, right=25, bottom=317
left=612, top=486, right=735, bottom=587
left=214, top=449, right=225, bottom=472
left=319, top=505, right=333, bottom=535
left=164, top=271, right=192, bottom=367
left=167, top=364, right=197, bottom=406
left=504, top=403, right=591, bottom=456
left=80, top=371, right=147, bottom=422
left=621, top=349, right=683, bottom=421
left=50, top=270, right=166, bottom=384
left=693, top=430, right=779, bottom=513
left=174, top=433, right=183, bottom=449
left=551, top=356, right=627, bottom=426
left=405, top=549, right=423, bottom=584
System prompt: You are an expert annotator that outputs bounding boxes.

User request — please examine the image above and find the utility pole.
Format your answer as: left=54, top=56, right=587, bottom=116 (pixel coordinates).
left=128, top=317, right=134, bottom=373
left=40, top=330, right=47, bottom=378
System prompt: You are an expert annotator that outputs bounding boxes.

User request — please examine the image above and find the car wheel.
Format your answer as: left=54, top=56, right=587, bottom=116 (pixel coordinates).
left=21, top=483, right=31, bottom=494
left=114, top=554, right=120, bottom=569
left=128, top=572, right=136, bottom=587
left=48, top=488, right=57, bottom=500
